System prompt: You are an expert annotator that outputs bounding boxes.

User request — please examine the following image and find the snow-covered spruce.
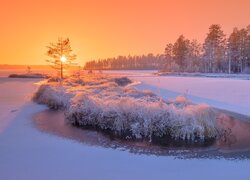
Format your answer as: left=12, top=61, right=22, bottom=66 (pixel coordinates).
left=33, top=75, right=219, bottom=143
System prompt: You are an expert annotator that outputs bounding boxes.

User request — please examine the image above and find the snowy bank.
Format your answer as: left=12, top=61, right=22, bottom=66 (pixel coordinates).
left=33, top=75, right=219, bottom=144
left=157, top=72, right=250, bottom=80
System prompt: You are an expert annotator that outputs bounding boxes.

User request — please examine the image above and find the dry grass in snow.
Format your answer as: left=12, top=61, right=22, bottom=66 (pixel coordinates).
left=33, top=74, right=219, bottom=143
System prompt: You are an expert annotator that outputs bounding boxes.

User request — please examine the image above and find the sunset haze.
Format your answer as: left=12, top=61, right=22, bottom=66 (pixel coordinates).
left=0, top=0, right=249, bottom=65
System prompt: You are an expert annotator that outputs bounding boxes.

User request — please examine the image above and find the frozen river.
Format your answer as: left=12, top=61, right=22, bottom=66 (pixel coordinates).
left=1, top=73, right=250, bottom=180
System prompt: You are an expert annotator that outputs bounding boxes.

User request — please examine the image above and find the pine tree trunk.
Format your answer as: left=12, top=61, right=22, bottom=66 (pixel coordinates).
left=61, top=61, right=63, bottom=79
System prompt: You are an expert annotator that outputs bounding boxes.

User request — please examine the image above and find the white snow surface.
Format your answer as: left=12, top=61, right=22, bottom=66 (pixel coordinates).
left=0, top=75, right=250, bottom=180
left=33, top=74, right=218, bottom=141
left=0, top=78, right=40, bottom=133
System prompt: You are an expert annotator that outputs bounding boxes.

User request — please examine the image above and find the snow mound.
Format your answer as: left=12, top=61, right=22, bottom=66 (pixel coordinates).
left=33, top=75, right=219, bottom=142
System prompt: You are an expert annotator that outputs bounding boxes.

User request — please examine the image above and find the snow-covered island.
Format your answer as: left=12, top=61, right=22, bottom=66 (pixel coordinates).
left=32, top=74, right=225, bottom=145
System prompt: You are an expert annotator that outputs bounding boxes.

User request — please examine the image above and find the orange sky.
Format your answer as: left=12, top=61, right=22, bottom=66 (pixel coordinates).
left=0, top=0, right=249, bottom=65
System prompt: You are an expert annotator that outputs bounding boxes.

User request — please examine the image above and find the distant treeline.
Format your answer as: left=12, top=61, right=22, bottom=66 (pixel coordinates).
left=84, top=24, right=250, bottom=73
left=84, top=54, right=165, bottom=70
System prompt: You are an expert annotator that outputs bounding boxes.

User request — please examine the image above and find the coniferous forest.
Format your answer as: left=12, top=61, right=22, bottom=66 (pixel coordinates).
left=84, top=24, right=250, bottom=73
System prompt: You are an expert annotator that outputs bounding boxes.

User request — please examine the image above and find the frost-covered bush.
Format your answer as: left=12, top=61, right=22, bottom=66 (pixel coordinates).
left=66, top=94, right=217, bottom=141
left=113, top=77, right=132, bottom=86
left=33, top=74, right=219, bottom=143
left=33, top=84, right=73, bottom=109
left=47, top=77, right=61, bottom=82
left=123, top=88, right=159, bottom=100
left=64, top=78, right=85, bottom=86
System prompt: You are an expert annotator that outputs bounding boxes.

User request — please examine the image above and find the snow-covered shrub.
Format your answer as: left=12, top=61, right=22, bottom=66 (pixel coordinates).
left=172, top=95, right=192, bottom=108
left=33, top=84, right=73, bottom=109
left=169, top=103, right=217, bottom=140
left=34, top=74, right=219, bottom=143
left=47, top=77, right=61, bottom=82
left=113, top=77, right=132, bottom=86
left=66, top=93, right=218, bottom=142
left=64, top=78, right=85, bottom=86
left=123, top=88, right=160, bottom=101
